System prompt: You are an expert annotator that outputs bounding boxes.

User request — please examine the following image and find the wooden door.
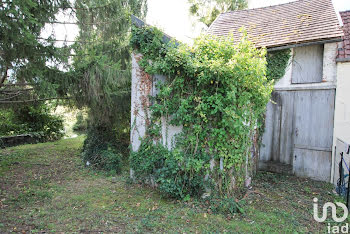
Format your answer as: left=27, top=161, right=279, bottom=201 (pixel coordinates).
left=292, top=89, right=335, bottom=181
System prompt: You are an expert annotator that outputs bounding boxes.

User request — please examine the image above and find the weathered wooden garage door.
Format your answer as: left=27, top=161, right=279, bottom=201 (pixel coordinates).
left=259, top=89, right=335, bottom=181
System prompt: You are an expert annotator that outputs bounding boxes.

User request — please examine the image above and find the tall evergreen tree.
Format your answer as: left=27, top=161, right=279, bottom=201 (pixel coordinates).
left=68, top=0, right=147, bottom=161
left=0, top=0, right=70, bottom=101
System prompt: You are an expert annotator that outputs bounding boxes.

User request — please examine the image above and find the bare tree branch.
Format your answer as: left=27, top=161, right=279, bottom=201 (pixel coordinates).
left=0, top=97, right=71, bottom=104
left=1, top=83, right=33, bottom=87
left=0, top=88, right=34, bottom=93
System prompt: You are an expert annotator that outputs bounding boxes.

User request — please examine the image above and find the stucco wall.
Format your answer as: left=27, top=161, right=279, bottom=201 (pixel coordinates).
left=130, top=53, right=183, bottom=152
left=333, top=62, right=350, bottom=144
left=274, top=43, right=337, bottom=91
left=130, top=53, right=150, bottom=152
left=332, top=61, right=350, bottom=184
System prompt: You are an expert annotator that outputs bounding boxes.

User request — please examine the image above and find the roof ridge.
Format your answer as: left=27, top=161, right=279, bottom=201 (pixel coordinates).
left=219, top=0, right=330, bottom=16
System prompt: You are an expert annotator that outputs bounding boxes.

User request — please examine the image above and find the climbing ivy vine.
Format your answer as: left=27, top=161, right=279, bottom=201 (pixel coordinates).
left=266, top=49, right=291, bottom=82
left=130, top=25, right=287, bottom=200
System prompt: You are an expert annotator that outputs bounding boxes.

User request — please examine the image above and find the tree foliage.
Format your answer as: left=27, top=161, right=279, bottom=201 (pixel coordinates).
left=188, top=0, right=247, bottom=27
left=69, top=0, right=146, bottom=125
left=0, top=0, right=70, bottom=99
left=67, top=0, right=147, bottom=171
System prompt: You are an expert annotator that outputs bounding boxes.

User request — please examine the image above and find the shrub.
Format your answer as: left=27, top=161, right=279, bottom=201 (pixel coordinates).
left=0, top=109, right=23, bottom=136
left=13, top=104, right=64, bottom=141
left=204, top=196, right=244, bottom=215
left=156, top=157, right=208, bottom=199
left=82, top=127, right=121, bottom=173
left=130, top=139, right=167, bottom=178
left=130, top=141, right=210, bottom=199
left=0, top=104, right=64, bottom=141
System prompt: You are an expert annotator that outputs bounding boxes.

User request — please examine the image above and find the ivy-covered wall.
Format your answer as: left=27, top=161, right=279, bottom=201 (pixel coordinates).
left=129, top=25, right=280, bottom=200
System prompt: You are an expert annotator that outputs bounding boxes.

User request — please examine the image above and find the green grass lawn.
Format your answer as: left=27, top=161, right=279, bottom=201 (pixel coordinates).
left=0, top=137, right=344, bottom=233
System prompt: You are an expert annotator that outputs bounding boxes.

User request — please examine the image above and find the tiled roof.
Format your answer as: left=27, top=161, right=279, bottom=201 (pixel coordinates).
left=207, top=0, right=343, bottom=48
left=337, top=10, right=350, bottom=61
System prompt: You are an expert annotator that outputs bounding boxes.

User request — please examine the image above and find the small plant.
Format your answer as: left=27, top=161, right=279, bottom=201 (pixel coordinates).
left=204, top=196, right=245, bottom=215
left=266, top=49, right=291, bottom=82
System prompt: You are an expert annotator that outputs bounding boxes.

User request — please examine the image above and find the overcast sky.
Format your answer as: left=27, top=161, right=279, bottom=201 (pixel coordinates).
left=45, top=0, right=350, bottom=45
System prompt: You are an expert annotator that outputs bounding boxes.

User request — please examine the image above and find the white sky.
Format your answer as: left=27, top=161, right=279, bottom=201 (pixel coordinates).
left=147, top=0, right=350, bottom=43
left=146, top=0, right=206, bottom=43
left=44, top=0, right=350, bottom=45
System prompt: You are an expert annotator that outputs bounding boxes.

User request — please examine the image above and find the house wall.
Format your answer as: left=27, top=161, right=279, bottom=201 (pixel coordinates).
left=260, top=42, right=338, bottom=181
left=130, top=53, right=182, bottom=152
left=332, top=61, right=350, bottom=184
left=130, top=53, right=149, bottom=152
left=131, top=43, right=339, bottom=182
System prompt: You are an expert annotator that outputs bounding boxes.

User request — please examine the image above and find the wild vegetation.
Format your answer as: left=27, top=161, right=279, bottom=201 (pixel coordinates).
left=0, top=138, right=344, bottom=232
left=0, top=0, right=147, bottom=171
left=59, top=0, right=147, bottom=171
left=0, top=104, right=64, bottom=142
left=130, top=26, right=274, bottom=200
left=0, top=2, right=344, bottom=232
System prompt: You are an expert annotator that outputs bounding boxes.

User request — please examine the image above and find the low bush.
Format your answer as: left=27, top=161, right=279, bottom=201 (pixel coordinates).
left=0, top=109, right=23, bottom=135
left=0, top=104, right=64, bottom=141
left=82, top=127, right=122, bottom=173
left=130, top=140, right=210, bottom=199
left=204, top=196, right=244, bottom=215
left=131, top=140, right=245, bottom=215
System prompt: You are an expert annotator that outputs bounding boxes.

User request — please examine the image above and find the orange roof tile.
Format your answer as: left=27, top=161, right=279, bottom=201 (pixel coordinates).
left=337, top=10, right=350, bottom=61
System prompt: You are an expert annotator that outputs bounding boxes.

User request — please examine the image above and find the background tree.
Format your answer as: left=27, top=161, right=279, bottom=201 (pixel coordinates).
left=68, top=0, right=147, bottom=170
left=0, top=0, right=70, bottom=102
left=0, top=0, right=147, bottom=156
left=0, top=0, right=71, bottom=142
left=188, top=0, right=247, bottom=27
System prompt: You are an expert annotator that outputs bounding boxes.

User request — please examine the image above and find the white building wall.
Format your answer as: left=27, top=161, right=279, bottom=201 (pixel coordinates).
left=274, top=42, right=338, bottom=91
left=323, top=43, right=338, bottom=82
left=130, top=53, right=151, bottom=152
left=130, top=54, right=183, bottom=152
left=332, top=61, right=350, bottom=184
left=333, top=62, right=350, bottom=144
